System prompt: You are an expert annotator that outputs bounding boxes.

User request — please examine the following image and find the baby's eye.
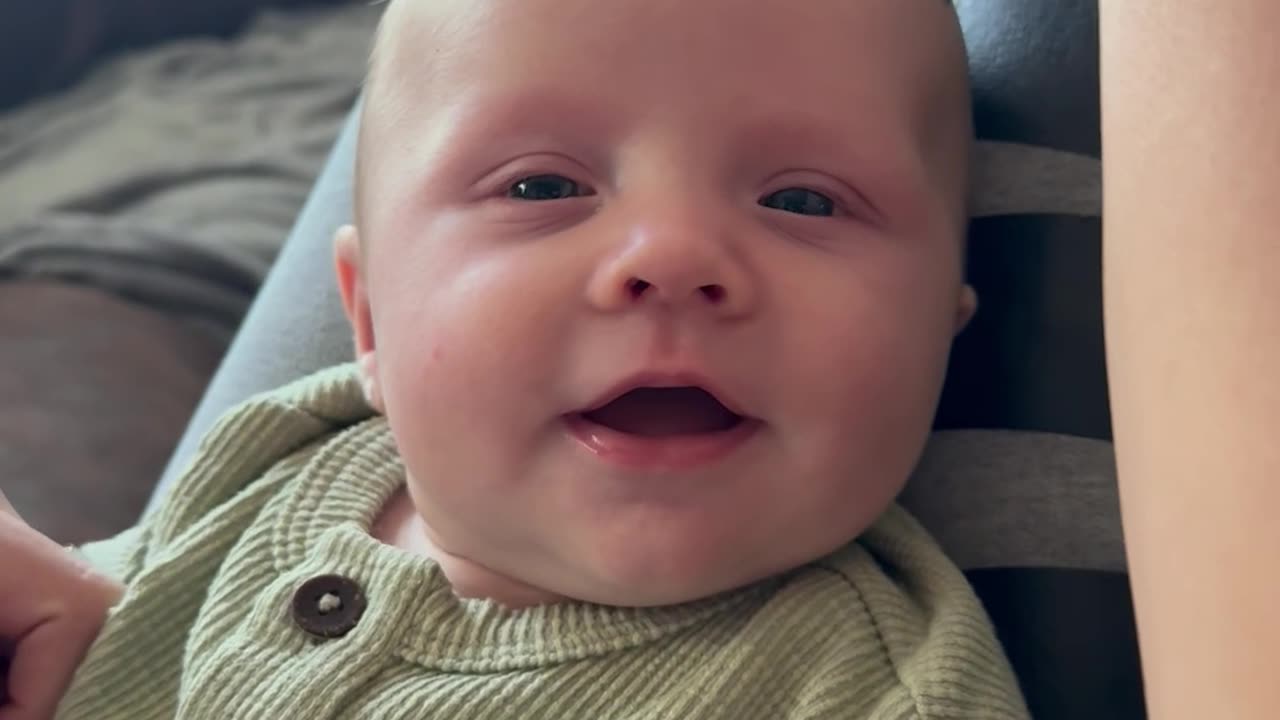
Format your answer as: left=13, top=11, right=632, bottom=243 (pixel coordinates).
left=759, top=188, right=836, bottom=217
left=508, top=174, right=591, bottom=201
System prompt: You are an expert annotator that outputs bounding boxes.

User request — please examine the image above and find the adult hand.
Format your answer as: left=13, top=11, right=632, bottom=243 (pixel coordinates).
left=0, top=491, right=123, bottom=720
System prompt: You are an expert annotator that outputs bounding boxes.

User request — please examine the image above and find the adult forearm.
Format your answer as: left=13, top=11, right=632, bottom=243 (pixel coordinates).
left=1101, top=3, right=1280, bottom=718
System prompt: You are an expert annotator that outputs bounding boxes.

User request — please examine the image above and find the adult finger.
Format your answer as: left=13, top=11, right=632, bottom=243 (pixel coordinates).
left=0, top=618, right=97, bottom=720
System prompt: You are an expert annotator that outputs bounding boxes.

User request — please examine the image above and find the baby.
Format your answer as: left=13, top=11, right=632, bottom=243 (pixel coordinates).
left=3, top=0, right=1030, bottom=717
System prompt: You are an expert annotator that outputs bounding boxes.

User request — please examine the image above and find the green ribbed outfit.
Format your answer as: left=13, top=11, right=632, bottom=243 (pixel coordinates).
left=58, top=365, right=1028, bottom=719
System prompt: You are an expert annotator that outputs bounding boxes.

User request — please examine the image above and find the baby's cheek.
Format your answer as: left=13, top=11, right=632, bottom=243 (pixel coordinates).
left=372, top=273, right=571, bottom=465
left=774, top=317, right=940, bottom=520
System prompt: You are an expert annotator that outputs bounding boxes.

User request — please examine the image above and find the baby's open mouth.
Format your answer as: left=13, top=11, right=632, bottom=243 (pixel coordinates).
left=579, top=387, right=744, bottom=436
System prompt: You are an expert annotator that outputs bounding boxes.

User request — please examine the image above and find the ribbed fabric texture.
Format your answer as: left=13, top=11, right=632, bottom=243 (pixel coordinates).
left=58, top=364, right=1028, bottom=719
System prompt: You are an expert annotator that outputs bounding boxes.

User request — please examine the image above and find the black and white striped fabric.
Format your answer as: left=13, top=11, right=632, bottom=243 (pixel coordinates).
left=899, top=2, right=1142, bottom=718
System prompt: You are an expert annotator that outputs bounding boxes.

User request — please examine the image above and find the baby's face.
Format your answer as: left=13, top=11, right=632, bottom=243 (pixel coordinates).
left=340, top=0, right=974, bottom=606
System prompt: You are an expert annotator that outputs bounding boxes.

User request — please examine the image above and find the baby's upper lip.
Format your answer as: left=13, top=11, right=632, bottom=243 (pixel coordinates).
left=580, top=370, right=749, bottom=417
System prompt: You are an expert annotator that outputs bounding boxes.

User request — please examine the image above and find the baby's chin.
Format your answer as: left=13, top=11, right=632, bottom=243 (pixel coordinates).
left=436, top=551, right=742, bottom=610
left=492, top=534, right=852, bottom=609
left=418, top=481, right=888, bottom=609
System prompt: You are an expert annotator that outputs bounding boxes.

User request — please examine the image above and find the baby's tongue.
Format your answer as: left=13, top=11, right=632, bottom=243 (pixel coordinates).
left=586, top=388, right=738, bottom=436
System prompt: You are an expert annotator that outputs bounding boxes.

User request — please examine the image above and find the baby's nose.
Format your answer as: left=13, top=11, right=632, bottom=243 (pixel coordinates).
left=585, top=213, right=757, bottom=318
left=622, top=276, right=727, bottom=306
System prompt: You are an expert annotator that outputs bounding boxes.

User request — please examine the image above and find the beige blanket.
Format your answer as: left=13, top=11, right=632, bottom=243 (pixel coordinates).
left=0, top=3, right=380, bottom=339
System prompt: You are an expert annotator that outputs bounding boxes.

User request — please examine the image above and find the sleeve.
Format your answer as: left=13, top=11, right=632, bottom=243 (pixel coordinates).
left=71, top=363, right=366, bottom=586
left=73, top=524, right=150, bottom=585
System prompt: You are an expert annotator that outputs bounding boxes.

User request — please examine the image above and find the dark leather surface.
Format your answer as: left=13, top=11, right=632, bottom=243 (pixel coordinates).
left=968, top=568, right=1146, bottom=720
left=938, top=216, right=1110, bottom=441
left=949, top=3, right=1141, bottom=716
left=941, top=0, right=1109, bottom=441
left=959, top=0, right=1101, bottom=158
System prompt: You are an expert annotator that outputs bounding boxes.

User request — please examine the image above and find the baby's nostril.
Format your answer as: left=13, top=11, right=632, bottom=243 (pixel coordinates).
left=700, top=284, right=726, bottom=303
left=627, top=278, right=651, bottom=298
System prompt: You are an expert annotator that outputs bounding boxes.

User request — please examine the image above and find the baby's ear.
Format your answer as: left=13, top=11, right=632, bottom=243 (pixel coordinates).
left=954, top=284, right=978, bottom=335
left=334, top=225, right=385, bottom=412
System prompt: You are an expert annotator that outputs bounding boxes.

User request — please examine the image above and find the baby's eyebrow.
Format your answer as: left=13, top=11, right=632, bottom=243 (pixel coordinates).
left=410, top=87, right=627, bottom=185
left=734, top=113, right=930, bottom=214
left=403, top=88, right=624, bottom=186
left=439, top=88, right=624, bottom=146
left=425, top=89, right=933, bottom=217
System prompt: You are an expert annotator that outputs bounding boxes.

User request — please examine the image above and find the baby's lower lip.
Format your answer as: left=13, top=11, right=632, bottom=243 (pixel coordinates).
left=563, top=414, right=759, bottom=471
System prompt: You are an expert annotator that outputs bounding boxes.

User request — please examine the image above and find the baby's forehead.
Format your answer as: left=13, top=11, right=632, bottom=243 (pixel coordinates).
left=370, top=0, right=964, bottom=102
left=360, top=0, right=970, bottom=220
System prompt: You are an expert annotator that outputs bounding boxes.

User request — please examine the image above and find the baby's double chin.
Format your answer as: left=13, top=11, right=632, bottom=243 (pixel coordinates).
left=437, top=553, right=567, bottom=610
left=377, top=487, right=567, bottom=609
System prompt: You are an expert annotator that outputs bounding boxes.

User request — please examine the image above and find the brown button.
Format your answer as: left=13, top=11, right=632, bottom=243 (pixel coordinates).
left=292, top=575, right=367, bottom=639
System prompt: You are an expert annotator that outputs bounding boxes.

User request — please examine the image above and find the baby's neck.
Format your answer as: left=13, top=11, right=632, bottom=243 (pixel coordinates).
left=371, top=487, right=565, bottom=609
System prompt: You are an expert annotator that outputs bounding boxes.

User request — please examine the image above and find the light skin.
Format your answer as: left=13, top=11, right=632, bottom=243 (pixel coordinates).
left=1101, top=2, right=1280, bottom=717
left=339, top=0, right=976, bottom=608
left=0, top=495, right=122, bottom=720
